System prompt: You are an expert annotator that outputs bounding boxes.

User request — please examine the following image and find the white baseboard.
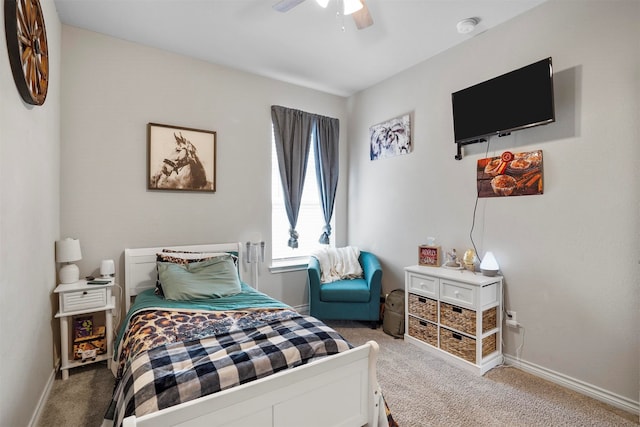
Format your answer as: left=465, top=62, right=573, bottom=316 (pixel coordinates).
left=504, top=354, right=639, bottom=416
left=293, top=304, right=310, bottom=315
left=29, top=367, right=57, bottom=427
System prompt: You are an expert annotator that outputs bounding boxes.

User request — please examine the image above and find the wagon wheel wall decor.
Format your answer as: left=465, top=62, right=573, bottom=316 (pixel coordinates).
left=4, top=0, right=49, bottom=105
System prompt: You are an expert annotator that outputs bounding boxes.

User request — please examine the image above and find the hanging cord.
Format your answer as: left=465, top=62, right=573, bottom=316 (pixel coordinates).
left=469, top=137, right=492, bottom=262
left=515, top=326, right=526, bottom=368
left=112, top=283, right=122, bottom=340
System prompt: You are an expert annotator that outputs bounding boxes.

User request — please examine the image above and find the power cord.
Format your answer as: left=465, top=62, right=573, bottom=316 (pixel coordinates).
left=501, top=287, right=507, bottom=351
left=500, top=272, right=526, bottom=368
left=112, top=283, right=122, bottom=340
left=469, top=136, right=492, bottom=262
left=469, top=139, right=529, bottom=369
left=515, top=325, right=526, bottom=368
left=503, top=292, right=525, bottom=368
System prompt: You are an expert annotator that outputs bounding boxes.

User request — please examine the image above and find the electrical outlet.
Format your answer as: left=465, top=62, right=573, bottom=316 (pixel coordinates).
left=506, top=310, right=518, bottom=327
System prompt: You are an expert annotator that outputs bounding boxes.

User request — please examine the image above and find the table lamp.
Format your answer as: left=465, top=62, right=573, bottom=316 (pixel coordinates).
left=56, top=238, right=82, bottom=284
left=100, top=259, right=115, bottom=278
left=480, top=251, right=499, bottom=277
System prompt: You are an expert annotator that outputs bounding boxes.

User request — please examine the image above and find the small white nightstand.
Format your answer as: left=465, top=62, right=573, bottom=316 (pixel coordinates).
left=54, top=279, right=116, bottom=380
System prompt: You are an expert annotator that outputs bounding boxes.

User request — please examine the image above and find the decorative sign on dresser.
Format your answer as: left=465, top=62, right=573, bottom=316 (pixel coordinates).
left=404, top=265, right=503, bottom=375
left=418, top=245, right=441, bottom=267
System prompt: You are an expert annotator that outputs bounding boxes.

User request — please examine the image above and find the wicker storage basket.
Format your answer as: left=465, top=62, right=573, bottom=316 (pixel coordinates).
left=482, top=332, right=497, bottom=357
left=440, top=302, right=475, bottom=335
left=408, top=315, right=437, bottom=346
left=482, top=307, right=497, bottom=333
left=440, top=327, right=476, bottom=363
left=408, top=293, right=437, bottom=322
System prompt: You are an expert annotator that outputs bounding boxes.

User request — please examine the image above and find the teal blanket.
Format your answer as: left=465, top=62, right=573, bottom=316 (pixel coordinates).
left=115, top=283, right=291, bottom=352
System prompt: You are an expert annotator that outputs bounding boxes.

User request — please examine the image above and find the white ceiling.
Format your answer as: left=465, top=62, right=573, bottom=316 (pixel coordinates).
left=53, top=0, right=547, bottom=97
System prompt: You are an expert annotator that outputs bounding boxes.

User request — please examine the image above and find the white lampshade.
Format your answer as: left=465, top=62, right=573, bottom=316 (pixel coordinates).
left=100, top=259, right=115, bottom=278
left=343, top=0, right=363, bottom=15
left=56, top=238, right=81, bottom=262
left=56, top=238, right=82, bottom=284
left=480, top=251, right=499, bottom=277
left=315, top=0, right=330, bottom=8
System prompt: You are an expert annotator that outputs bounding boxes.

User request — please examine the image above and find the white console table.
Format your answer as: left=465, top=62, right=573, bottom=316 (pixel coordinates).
left=404, top=265, right=503, bottom=375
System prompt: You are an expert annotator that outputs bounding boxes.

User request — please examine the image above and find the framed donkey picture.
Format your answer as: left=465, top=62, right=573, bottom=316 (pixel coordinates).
left=147, top=123, right=216, bottom=192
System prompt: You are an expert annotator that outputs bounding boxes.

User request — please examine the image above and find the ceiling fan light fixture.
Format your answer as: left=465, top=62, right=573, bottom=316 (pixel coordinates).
left=343, top=0, right=363, bottom=16
left=315, top=0, right=330, bottom=8
left=456, top=17, right=479, bottom=34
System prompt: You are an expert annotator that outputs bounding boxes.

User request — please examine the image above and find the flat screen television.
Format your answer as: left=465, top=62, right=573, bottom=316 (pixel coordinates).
left=451, top=57, right=555, bottom=158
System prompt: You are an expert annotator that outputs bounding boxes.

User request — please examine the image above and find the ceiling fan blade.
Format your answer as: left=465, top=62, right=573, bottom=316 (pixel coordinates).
left=352, top=0, right=373, bottom=29
left=273, top=0, right=306, bottom=12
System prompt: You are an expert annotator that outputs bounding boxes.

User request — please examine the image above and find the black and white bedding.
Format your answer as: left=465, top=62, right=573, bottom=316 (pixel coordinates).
left=106, top=248, right=397, bottom=427
left=106, top=303, right=351, bottom=426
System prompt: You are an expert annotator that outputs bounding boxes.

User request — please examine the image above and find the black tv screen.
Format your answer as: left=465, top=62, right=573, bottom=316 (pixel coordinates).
left=452, top=57, right=555, bottom=144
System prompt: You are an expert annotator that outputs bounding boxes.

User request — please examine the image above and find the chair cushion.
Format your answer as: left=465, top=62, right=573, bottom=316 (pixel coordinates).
left=319, top=278, right=371, bottom=303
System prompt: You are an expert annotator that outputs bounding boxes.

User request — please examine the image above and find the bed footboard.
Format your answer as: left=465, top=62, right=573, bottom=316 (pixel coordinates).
left=122, top=340, right=381, bottom=427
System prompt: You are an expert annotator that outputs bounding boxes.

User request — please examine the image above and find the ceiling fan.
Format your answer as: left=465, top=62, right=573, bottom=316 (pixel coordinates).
left=273, top=0, right=374, bottom=30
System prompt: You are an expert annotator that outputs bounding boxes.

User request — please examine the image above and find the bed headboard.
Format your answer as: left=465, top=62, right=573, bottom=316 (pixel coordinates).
left=123, top=242, right=245, bottom=312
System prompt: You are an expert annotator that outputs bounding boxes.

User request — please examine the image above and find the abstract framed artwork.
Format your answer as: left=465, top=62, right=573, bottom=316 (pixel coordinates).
left=477, top=150, right=543, bottom=197
left=369, top=113, right=412, bottom=160
left=147, top=123, right=216, bottom=192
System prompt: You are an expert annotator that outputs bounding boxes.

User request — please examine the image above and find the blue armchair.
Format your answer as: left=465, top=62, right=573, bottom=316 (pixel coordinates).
left=308, top=251, right=382, bottom=328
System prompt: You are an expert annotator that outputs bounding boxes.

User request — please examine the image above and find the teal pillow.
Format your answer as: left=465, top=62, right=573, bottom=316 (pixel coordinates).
left=157, top=255, right=241, bottom=301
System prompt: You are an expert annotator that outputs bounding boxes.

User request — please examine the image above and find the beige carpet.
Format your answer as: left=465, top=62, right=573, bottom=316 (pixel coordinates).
left=38, top=362, right=114, bottom=427
left=37, top=322, right=638, bottom=427
left=330, top=321, right=638, bottom=427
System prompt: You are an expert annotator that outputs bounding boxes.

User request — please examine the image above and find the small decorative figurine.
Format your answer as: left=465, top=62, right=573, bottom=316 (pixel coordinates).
left=443, top=248, right=463, bottom=269
left=463, top=249, right=476, bottom=272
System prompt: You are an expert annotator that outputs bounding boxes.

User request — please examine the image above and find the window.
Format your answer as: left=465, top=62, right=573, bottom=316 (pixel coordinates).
left=271, top=132, right=333, bottom=263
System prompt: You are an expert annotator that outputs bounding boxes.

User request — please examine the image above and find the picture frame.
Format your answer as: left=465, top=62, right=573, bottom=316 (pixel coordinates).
left=369, top=113, right=412, bottom=160
left=418, top=245, right=441, bottom=267
left=147, top=123, right=216, bottom=192
left=477, top=150, right=543, bottom=198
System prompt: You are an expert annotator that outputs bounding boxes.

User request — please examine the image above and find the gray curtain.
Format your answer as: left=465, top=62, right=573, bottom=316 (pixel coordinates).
left=271, top=105, right=313, bottom=248
left=314, top=115, right=340, bottom=244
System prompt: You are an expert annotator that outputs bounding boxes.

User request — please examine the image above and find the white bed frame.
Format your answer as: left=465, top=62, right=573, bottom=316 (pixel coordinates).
left=121, top=243, right=382, bottom=427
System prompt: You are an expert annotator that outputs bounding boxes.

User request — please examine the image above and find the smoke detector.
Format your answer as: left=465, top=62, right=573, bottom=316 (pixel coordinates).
left=457, top=17, right=479, bottom=34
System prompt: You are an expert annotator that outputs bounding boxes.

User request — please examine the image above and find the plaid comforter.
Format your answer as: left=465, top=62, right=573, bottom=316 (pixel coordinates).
left=106, top=308, right=352, bottom=427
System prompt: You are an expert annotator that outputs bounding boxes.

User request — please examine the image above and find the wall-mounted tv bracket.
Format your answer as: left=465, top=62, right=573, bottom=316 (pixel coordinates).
left=454, top=132, right=512, bottom=160
left=455, top=138, right=486, bottom=160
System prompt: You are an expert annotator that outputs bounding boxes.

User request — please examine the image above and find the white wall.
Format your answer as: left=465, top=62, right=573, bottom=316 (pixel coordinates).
left=60, top=26, right=348, bottom=313
left=347, top=0, right=639, bottom=407
left=8, top=1, right=629, bottom=424
left=0, top=2, right=62, bottom=426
